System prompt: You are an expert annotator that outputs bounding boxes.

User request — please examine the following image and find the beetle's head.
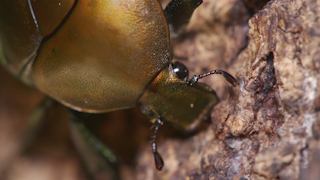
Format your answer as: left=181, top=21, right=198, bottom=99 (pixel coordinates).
left=139, top=62, right=219, bottom=131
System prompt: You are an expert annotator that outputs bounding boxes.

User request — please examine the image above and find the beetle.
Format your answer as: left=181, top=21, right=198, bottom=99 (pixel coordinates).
left=0, top=0, right=238, bottom=175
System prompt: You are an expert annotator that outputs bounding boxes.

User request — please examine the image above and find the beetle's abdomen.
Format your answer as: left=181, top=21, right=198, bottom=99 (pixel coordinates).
left=31, top=0, right=171, bottom=112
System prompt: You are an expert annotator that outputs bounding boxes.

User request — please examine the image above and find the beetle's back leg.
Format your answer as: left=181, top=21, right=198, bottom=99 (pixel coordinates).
left=69, top=110, right=120, bottom=180
left=22, top=97, right=54, bottom=145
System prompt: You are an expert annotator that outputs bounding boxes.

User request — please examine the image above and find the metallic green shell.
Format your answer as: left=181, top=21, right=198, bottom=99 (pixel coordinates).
left=0, top=0, right=171, bottom=113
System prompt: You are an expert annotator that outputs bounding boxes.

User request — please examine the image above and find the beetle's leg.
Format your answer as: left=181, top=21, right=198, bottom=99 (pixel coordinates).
left=28, top=97, right=54, bottom=129
left=151, top=118, right=164, bottom=171
left=69, top=110, right=120, bottom=180
left=188, top=70, right=239, bottom=87
left=164, top=0, right=203, bottom=37
left=23, top=97, right=54, bottom=144
left=10, top=96, right=53, bottom=161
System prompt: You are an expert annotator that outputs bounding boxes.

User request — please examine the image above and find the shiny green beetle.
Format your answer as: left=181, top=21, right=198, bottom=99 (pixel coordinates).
left=0, top=0, right=238, bottom=173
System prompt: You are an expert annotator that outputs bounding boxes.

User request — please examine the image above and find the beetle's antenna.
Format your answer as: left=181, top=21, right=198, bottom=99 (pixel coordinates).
left=188, top=70, right=239, bottom=87
left=151, top=118, right=164, bottom=171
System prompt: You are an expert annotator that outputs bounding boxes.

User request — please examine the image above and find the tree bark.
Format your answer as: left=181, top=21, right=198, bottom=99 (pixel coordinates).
left=136, top=0, right=320, bottom=179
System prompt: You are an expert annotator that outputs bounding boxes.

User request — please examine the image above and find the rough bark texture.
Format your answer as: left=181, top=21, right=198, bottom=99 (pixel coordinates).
left=1, top=0, right=320, bottom=180
left=136, top=0, right=320, bottom=179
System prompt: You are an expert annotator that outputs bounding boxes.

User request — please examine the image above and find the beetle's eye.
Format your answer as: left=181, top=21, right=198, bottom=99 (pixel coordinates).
left=172, top=62, right=189, bottom=81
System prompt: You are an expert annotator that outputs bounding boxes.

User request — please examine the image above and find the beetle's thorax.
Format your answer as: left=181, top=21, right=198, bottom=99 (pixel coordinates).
left=139, top=64, right=219, bottom=131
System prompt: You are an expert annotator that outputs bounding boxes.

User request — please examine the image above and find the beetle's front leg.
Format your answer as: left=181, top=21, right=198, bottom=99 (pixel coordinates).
left=69, top=110, right=120, bottom=180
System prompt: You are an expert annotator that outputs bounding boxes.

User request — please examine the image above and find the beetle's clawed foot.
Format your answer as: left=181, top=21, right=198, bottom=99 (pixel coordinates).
left=188, top=70, right=239, bottom=87
left=153, top=151, right=164, bottom=171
